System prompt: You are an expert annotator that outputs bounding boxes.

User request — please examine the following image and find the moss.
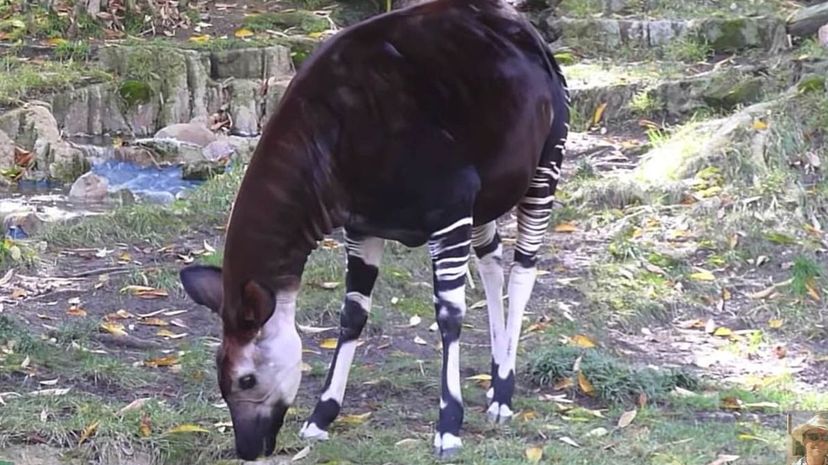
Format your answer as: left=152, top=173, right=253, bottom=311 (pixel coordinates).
left=702, top=76, right=764, bottom=110
left=797, top=74, right=826, bottom=94
left=118, top=80, right=153, bottom=108
left=243, top=11, right=329, bottom=34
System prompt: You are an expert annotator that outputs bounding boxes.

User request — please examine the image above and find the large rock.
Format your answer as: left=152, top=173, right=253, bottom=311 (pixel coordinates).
left=0, top=129, right=14, bottom=170
left=49, top=83, right=130, bottom=137
left=702, top=77, right=765, bottom=111
left=154, top=123, right=216, bottom=147
left=132, top=138, right=205, bottom=164
left=21, top=105, right=60, bottom=160
left=202, top=139, right=236, bottom=161
left=3, top=210, right=44, bottom=238
left=114, top=145, right=158, bottom=167
left=48, top=141, right=91, bottom=181
left=820, top=22, right=828, bottom=46
left=209, top=46, right=294, bottom=80
left=229, top=79, right=263, bottom=136
left=182, top=160, right=227, bottom=180
left=69, top=171, right=109, bottom=202
left=787, top=2, right=828, bottom=38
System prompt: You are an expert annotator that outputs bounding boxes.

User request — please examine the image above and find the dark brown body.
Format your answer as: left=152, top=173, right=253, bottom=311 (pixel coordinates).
left=222, top=0, right=568, bottom=324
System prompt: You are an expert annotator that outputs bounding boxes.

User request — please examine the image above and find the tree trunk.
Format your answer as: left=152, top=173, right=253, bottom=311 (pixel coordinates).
left=787, top=2, right=828, bottom=38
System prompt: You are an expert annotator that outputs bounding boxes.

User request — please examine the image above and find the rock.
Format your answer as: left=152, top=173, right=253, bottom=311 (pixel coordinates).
left=21, top=104, right=60, bottom=160
left=132, top=138, right=205, bottom=164
left=154, top=123, right=217, bottom=147
left=137, top=191, right=175, bottom=205
left=820, top=22, right=828, bottom=46
left=0, top=129, right=14, bottom=169
left=49, top=83, right=130, bottom=137
left=202, top=139, right=236, bottom=161
left=3, top=210, right=44, bottom=238
left=702, top=77, right=764, bottom=111
left=69, top=171, right=109, bottom=202
left=226, top=135, right=260, bottom=161
left=182, top=160, right=227, bottom=180
left=228, top=79, right=263, bottom=136
left=263, top=78, right=292, bottom=121
left=49, top=142, right=91, bottom=182
left=108, top=188, right=136, bottom=206
left=602, top=0, right=628, bottom=15
left=114, top=145, right=157, bottom=167
left=787, top=2, right=828, bottom=38
left=696, top=17, right=787, bottom=53
left=210, top=46, right=294, bottom=80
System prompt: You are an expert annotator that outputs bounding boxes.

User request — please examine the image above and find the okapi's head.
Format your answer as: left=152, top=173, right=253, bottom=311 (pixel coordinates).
left=179, top=265, right=303, bottom=460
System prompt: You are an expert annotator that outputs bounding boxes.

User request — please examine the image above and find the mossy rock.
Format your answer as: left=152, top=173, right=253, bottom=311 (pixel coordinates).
left=118, top=80, right=153, bottom=108
left=243, top=11, right=329, bottom=34
left=797, top=74, right=826, bottom=94
left=702, top=76, right=764, bottom=110
left=181, top=160, right=226, bottom=181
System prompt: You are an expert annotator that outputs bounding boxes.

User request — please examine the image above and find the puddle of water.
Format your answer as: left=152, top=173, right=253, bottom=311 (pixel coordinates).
left=90, top=159, right=202, bottom=198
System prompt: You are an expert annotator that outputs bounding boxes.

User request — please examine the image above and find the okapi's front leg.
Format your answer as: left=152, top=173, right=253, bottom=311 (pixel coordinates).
left=300, top=233, right=384, bottom=440
left=427, top=217, right=472, bottom=458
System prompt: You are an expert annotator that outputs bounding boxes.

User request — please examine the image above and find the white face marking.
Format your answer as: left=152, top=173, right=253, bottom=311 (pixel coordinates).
left=229, top=290, right=303, bottom=409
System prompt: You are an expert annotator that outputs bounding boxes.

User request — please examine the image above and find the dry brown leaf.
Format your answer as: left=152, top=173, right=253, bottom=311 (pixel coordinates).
left=525, top=446, right=543, bottom=463
left=144, top=354, right=179, bottom=368
left=577, top=371, right=595, bottom=396
left=570, top=334, right=596, bottom=348
left=139, top=413, right=152, bottom=437
left=592, top=102, right=608, bottom=126
left=408, top=315, right=422, bottom=327
left=319, top=338, right=338, bottom=350
left=554, top=223, right=577, bottom=233
left=78, top=420, right=100, bottom=445
left=413, top=336, right=428, bottom=345
left=156, top=329, right=187, bottom=339
left=559, top=436, right=581, bottom=448
left=806, top=279, right=821, bottom=301
left=234, top=27, right=254, bottom=38
left=768, top=319, right=783, bottom=329
left=11, top=288, right=26, bottom=299
left=706, top=454, right=740, bottom=465
left=140, top=317, right=169, bottom=326
left=340, top=412, right=371, bottom=425
left=466, top=374, right=492, bottom=381
left=319, top=281, right=340, bottom=290
left=100, top=321, right=127, bottom=336
left=720, top=396, right=743, bottom=410
left=713, top=327, right=733, bottom=337
left=66, top=306, right=87, bottom=317
left=617, top=409, right=637, bottom=428
left=167, top=423, right=209, bottom=433
left=689, top=270, right=716, bottom=281
left=118, top=398, right=151, bottom=415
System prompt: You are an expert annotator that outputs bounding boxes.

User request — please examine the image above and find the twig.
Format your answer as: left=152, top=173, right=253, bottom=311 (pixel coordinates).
left=59, top=266, right=133, bottom=278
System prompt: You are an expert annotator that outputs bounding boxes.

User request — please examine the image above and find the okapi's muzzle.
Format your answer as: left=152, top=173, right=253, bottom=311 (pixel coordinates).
left=229, top=401, right=289, bottom=460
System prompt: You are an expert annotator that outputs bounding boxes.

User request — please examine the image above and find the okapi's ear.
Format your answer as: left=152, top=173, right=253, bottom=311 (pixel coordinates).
left=179, top=265, right=224, bottom=314
left=241, top=280, right=275, bottom=328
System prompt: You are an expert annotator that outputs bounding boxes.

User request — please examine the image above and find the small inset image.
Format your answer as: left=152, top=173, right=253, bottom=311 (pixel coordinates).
left=788, top=411, right=828, bottom=465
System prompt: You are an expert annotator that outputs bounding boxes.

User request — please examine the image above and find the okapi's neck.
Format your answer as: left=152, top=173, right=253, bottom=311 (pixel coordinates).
left=221, top=99, right=342, bottom=331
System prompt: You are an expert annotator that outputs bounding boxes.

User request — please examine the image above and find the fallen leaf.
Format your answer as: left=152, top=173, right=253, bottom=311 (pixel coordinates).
left=297, top=324, right=337, bottom=334
left=706, top=454, right=740, bottom=465
left=189, top=34, right=211, bottom=43
left=340, top=412, right=371, bottom=425
left=29, top=388, right=71, bottom=397
left=713, top=327, right=733, bottom=337
left=39, top=378, right=59, bottom=386
left=743, top=401, right=779, bottom=410
left=319, top=338, right=338, bottom=350
left=637, top=392, right=648, bottom=408
left=234, top=27, right=254, bottom=38
left=559, top=436, right=581, bottom=448
left=156, top=329, right=187, bottom=339
left=408, top=315, right=421, bottom=327
left=167, top=423, right=209, bottom=434
left=413, top=336, right=427, bottom=345
left=768, top=319, right=783, bottom=329
left=319, top=281, right=340, bottom=290
left=592, top=102, right=608, bottom=126
left=139, top=413, right=152, bottom=437
left=144, top=354, right=179, bottom=368
left=554, top=222, right=578, bottom=233
left=617, top=409, right=637, bottom=428
left=586, top=427, right=608, bottom=437
left=65, top=306, right=87, bottom=317
left=720, top=396, right=743, bottom=410
left=100, top=321, right=127, bottom=336
left=752, top=119, right=768, bottom=130
left=394, top=438, right=419, bottom=447
left=20, top=356, right=30, bottom=369
left=689, top=270, right=716, bottom=281
left=525, top=446, right=543, bottom=463
left=570, top=334, right=596, bottom=348
left=429, top=322, right=438, bottom=332
left=11, top=288, right=26, bottom=299
left=466, top=374, right=492, bottom=381
left=806, top=279, right=821, bottom=301
left=140, top=317, right=168, bottom=326
left=118, top=398, right=151, bottom=415
left=78, top=420, right=100, bottom=445
left=577, top=371, right=595, bottom=396
left=301, top=362, right=312, bottom=372
left=554, top=378, right=574, bottom=390
left=292, top=446, right=311, bottom=461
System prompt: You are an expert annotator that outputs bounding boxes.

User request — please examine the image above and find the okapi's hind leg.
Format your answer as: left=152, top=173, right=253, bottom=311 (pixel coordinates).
left=299, top=232, right=384, bottom=441
left=428, top=217, right=473, bottom=458
left=487, top=133, right=565, bottom=424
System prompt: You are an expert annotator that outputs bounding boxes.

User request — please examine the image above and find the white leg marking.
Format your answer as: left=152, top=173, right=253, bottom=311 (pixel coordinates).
left=320, top=339, right=358, bottom=403
left=299, top=422, right=329, bottom=441
left=446, top=340, right=462, bottom=404
left=476, top=244, right=506, bottom=369
left=434, top=432, right=463, bottom=450
left=501, top=265, right=537, bottom=379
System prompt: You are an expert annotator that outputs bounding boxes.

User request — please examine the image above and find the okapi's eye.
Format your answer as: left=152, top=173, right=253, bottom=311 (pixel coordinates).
left=239, top=374, right=257, bottom=390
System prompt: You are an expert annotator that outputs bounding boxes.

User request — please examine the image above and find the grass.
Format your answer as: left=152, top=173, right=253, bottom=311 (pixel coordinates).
left=0, top=55, right=112, bottom=107
left=558, top=0, right=793, bottom=18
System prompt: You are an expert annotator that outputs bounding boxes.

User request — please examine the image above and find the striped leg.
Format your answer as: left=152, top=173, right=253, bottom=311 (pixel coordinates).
left=470, top=222, right=509, bottom=417
left=490, top=134, right=565, bottom=423
left=300, top=232, right=384, bottom=441
left=428, top=217, right=472, bottom=458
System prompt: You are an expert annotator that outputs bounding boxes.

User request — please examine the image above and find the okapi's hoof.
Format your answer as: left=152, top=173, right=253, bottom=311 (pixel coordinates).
left=486, top=402, right=513, bottom=424
left=433, top=432, right=462, bottom=459
left=299, top=422, right=330, bottom=441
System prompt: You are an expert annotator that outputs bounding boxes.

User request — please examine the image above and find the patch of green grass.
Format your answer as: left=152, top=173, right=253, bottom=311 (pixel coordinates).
left=790, top=255, right=822, bottom=297
left=629, top=89, right=661, bottom=116
left=124, top=267, right=181, bottom=294
left=0, top=56, right=112, bottom=106
left=243, top=10, right=329, bottom=34
left=663, top=36, right=712, bottom=62
left=526, top=344, right=699, bottom=404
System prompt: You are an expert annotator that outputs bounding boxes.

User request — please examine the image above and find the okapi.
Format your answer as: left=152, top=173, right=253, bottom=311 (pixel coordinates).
left=179, top=0, right=570, bottom=460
